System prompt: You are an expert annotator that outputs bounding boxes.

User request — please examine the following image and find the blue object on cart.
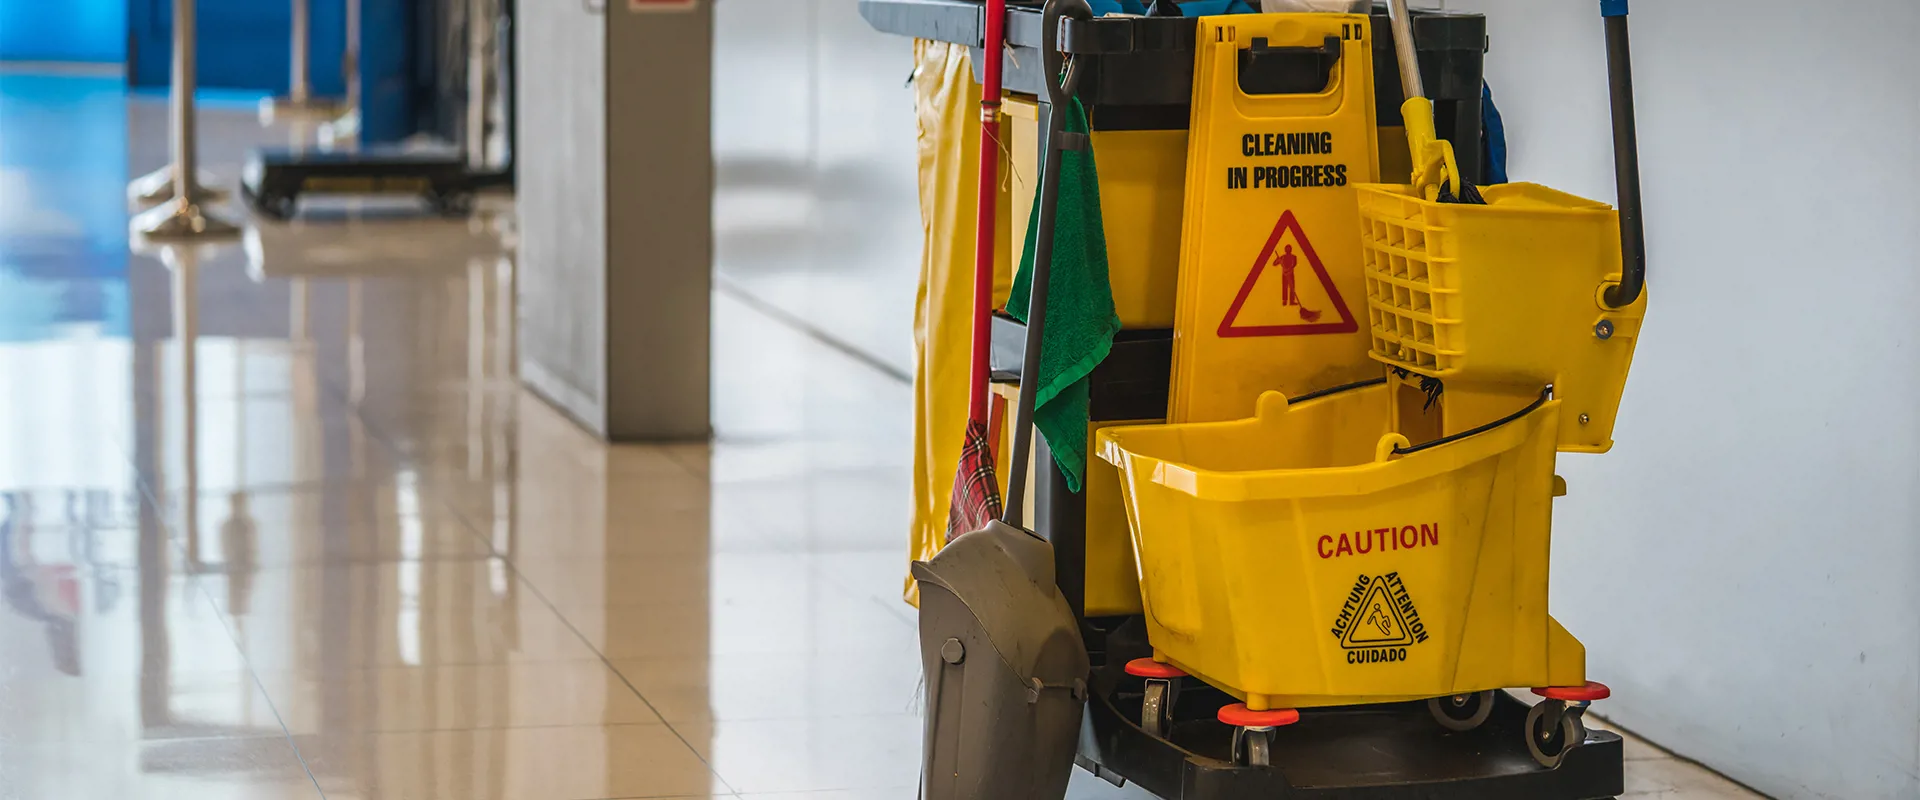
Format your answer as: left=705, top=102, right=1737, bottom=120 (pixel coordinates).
left=1482, top=82, right=1509, bottom=184
left=1094, top=0, right=1258, bottom=17
left=1174, top=0, right=1259, bottom=14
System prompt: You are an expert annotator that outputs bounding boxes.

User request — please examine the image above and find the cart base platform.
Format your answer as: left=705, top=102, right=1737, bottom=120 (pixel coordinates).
left=241, top=148, right=509, bottom=220
left=1077, top=621, right=1624, bottom=800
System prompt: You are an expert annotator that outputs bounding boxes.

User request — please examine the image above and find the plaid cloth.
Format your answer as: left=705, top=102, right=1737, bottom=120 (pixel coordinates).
left=945, top=417, right=1004, bottom=542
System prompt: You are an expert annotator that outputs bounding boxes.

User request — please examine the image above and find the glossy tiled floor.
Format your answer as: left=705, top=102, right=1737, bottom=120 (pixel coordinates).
left=0, top=66, right=1764, bottom=799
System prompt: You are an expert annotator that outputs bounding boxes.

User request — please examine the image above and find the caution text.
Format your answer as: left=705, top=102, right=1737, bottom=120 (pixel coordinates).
left=1318, top=523, right=1439, bottom=559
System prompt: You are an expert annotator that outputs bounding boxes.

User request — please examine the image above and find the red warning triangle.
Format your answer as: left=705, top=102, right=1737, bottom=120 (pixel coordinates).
left=1217, top=210, right=1358, bottom=338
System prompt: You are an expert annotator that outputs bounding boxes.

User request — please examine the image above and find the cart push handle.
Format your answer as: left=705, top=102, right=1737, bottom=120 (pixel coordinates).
left=1600, top=0, right=1647, bottom=309
left=1003, top=0, right=1094, bottom=531
left=1041, top=0, right=1091, bottom=112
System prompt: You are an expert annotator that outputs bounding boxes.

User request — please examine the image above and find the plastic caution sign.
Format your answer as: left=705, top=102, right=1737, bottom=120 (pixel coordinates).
left=1169, top=15, right=1382, bottom=424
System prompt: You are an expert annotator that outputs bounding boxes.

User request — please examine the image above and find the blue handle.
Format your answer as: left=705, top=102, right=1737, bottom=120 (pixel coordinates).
left=1601, top=0, right=1628, bottom=17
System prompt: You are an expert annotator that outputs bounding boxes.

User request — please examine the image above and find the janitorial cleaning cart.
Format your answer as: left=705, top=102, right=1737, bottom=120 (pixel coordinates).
left=877, top=1, right=1652, bottom=797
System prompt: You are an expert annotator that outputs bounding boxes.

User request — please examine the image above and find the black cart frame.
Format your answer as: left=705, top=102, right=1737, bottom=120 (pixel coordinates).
left=866, top=3, right=1626, bottom=797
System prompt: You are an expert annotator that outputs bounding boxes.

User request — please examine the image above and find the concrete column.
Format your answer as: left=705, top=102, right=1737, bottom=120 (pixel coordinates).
left=517, top=0, right=712, bottom=441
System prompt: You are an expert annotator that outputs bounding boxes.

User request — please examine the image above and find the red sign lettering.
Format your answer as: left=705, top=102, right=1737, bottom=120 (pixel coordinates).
left=1317, top=523, right=1439, bottom=559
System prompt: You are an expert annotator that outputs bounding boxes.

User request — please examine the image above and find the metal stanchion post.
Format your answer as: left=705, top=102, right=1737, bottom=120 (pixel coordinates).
left=128, top=0, right=228, bottom=206
left=131, top=0, right=241, bottom=240
left=292, top=0, right=311, bottom=103
left=321, top=0, right=362, bottom=146
left=465, top=0, right=490, bottom=171
left=463, top=0, right=510, bottom=171
left=263, top=0, right=340, bottom=121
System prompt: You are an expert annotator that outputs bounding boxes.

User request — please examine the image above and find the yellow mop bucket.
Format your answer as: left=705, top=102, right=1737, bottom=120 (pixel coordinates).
left=1095, top=382, right=1587, bottom=711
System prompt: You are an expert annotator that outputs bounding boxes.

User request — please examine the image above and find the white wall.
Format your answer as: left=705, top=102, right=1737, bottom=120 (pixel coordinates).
left=713, top=0, right=923, bottom=378
left=1445, top=1, right=1920, bottom=797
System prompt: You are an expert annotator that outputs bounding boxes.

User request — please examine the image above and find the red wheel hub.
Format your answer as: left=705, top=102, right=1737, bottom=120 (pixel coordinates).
left=1532, top=681, right=1612, bottom=702
left=1216, top=703, right=1300, bottom=728
left=1124, top=658, right=1188, bottom=680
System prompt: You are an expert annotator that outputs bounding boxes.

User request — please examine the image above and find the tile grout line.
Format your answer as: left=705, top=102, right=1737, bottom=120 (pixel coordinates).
left=306, top=374, right=744, bottom=796
left=244, top=341, right=589, bottom=795
left=106, top=392, right=336, bottom=798
left=714, top=273, right=914, bottom=386
left=114, top=472, right=334, bottom=799
left=459, top=534, right=745, bottom=796
left=1586, top=712, right=1777, bottom=799
left=276, top=261, right=930, bottom=795
left=108, top=313, right=911, bottom=797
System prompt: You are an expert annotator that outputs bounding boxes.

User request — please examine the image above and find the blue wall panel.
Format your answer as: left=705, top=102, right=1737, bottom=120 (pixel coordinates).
left=128, top=0, right=345, bottom=94
left=356, top=0, right=413, bottom=144
left=0, top=73, right=131, bottom=342
left=122, top=0, right=413, bottom=143
left=0, top=0, right=127, bottom=62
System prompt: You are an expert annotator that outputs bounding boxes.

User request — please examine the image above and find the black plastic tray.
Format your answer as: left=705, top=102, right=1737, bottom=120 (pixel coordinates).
left=858, top=0, right=1487, bottom=178
left=1082, top=686, right=1625, bottom=799
left=1064, top=618, right=1627, bottom=800
left=991, top=315, right=1170, bottom=422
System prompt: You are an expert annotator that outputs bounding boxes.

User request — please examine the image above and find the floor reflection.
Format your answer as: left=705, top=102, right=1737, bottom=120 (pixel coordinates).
left=5, top=68, right=712, bottom=798
left=9, top=49, right=983, bottom=800
left=2, top=492, right=94, bottom=677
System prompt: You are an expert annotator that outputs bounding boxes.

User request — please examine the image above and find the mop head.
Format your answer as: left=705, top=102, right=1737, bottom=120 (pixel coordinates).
left=946, top=419, right=1005, bottom=542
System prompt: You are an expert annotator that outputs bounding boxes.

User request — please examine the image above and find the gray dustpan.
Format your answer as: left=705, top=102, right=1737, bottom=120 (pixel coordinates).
left=913, top=1, right=1094, bottom=798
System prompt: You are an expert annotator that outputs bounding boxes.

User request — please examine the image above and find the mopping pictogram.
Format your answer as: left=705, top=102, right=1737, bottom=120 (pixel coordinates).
left=1217, top=209, right=1358, bottom=338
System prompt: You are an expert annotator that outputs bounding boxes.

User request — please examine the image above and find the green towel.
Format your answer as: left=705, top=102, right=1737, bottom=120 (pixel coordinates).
left=1008, top=99, right=1120, bottom=494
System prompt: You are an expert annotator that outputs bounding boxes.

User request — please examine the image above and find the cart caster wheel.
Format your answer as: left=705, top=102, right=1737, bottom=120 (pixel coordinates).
left=1525, top=700, right=1585, bottom=768
left=1233, top=726, right=1275, bottom=767
left=255, top=193, right=296, bottom=220
left=432, top=192, right=475, bottom=216
left=1524, top=682, right=1610, bottom=767
left=1141, top=680, right=1175, bottom=738
left=1428, top=690, right=1497, bottom=732
left=1126, top=659, right=1186, bottom=739
left=1217, top=703, right=1298, bottom=768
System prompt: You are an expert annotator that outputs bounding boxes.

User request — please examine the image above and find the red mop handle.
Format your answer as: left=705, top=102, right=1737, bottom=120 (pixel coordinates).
left=967, top=0, right=1008, bottom=424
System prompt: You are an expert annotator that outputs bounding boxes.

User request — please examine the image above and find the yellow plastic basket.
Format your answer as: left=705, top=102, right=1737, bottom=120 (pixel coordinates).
left=1355, top=183, right=1647, bottom=452
left=1095, top=383, right=1587, bottom=711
